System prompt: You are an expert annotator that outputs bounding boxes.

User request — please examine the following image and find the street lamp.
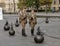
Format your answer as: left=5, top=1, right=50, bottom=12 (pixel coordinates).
left=44, top=1, right=48, bottom=14
left=44, top=1, right=49, bottom=23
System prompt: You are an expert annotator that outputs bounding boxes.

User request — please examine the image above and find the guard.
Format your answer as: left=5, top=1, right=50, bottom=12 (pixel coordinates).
left=19, top=8, right=27, bottom=37
left=28, top=9, right=37, bottom=36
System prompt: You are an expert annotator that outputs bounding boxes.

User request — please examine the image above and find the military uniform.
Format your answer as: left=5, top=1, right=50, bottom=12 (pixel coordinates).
left=28, top=10, right=37, bottom=36
left=19, top=9, right=27, bottom=37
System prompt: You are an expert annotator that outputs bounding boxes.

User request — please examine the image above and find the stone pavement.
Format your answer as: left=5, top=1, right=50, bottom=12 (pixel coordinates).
left=0, top=14, right=60, bottom=46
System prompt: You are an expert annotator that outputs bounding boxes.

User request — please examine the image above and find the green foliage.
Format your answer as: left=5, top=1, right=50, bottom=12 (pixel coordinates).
left=17, top=0, right=26, bottom=9
left=39, top=0, right=52, bottom=5
left=26, top=0, right=40, bottom=10
left=17, top=0, right=52, bottom=9
left=34, top=0, right=40, bottom=9
left=26, top=0, right=35, bottom=7
left=39, top=0, right=52, bottom=11
left=26, top=0, right=52, bottom=7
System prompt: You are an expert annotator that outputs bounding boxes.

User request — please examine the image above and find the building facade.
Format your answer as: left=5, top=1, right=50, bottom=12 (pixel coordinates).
left=51, top=0, right=60, bottom=11
left=0, top=0, right=5, bottom=10
left=0, top=0, right=18, bottom=13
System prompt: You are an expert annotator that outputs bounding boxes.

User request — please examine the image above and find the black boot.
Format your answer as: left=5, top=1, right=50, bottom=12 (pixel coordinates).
left=22, top=29, right=27, bottom=37
left=31, top=28, right=34, bottom=36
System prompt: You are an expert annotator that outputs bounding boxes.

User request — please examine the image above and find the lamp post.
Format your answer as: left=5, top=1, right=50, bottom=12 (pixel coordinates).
left=44, top=1, right=49, bottom=23
left=45, top=1, right=48, bottom=14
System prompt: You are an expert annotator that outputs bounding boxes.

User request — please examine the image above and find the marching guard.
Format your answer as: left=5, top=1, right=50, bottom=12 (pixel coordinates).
left=19, top=8, right=27, bottom=37
left=28, top=9, right=37, bottom=36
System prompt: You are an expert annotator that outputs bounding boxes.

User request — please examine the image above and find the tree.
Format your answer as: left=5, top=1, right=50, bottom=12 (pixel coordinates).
left=17, top=0, right=26, bottom=10
left=44, top=0, right=52, bottom=11
left=26, top=0, right=35, bottom=7
left=26, top=0, right=52, bottom=9
left=26, top=0, right=40, bottom=11
left=39, top=0, right=52, bottom=9
left=34, top=0, right=40, bottom=10
left=39, top=0, right=52, bottom=5
left=17, top=0, right=52, bottom=10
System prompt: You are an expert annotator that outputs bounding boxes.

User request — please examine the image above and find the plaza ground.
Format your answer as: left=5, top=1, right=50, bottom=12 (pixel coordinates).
left=0, top=13, right=60, bottom=46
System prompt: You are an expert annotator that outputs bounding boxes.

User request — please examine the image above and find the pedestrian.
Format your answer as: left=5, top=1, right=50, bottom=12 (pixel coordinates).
left=52, top=8, right=55, bottom=13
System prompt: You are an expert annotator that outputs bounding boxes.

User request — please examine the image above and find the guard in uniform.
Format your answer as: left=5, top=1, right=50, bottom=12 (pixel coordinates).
left=28, top=10, right=37, bottom=36
left=19, top=8, right=27, bottom=37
